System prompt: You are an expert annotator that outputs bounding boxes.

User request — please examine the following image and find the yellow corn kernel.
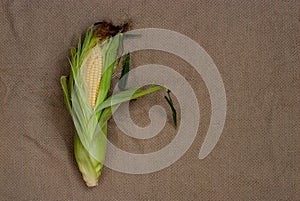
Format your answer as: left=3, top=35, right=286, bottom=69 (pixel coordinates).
left=84, top=45, right=103, bottom=107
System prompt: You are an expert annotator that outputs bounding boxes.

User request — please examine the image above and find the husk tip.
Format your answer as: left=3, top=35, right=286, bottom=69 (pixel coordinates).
left=83, top=175, right=99, bottom=187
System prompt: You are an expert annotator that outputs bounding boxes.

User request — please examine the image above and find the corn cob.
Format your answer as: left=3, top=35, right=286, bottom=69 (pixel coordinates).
left=61, top=21, right=166, bottom=187
left=73, top=22, right=127, bottom=187
left=84, top=45, right=103, bottom=108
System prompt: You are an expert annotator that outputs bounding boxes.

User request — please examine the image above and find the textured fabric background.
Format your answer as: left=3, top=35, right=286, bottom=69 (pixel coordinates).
left=0, top=0, right=299, bottom=200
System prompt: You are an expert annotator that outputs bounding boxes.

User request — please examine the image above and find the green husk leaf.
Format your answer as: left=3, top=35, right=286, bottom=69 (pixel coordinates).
left=118, top=53, right=130, bottom=91
left=123, top=33, right=142, bottom=39
left=164, top=89, right=177, bottom=128
left=82, top=27, right=93, bottom=52
left=71, top=82, right=107, bottom=163
left=76, top=34, right=82, bottom=69
left=95, top=34, right=123, bottom=106
left=98, top=104, right=120, bottom=128
left=60, top=76, right=72, bottom=114
left=95, top=85, right=164, bottom=113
